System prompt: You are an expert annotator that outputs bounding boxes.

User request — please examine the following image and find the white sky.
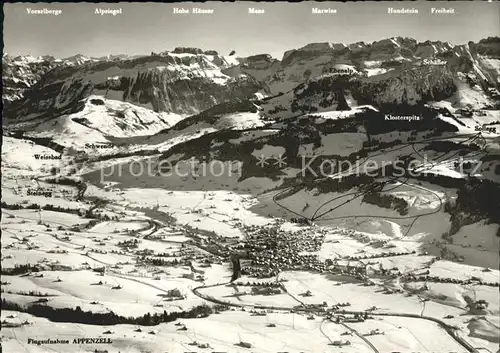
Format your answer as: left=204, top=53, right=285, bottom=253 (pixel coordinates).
left=4, top=1, right=500, bottom=59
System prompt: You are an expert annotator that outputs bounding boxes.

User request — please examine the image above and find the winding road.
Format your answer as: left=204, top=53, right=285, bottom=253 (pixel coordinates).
left=191, top=281, right=480, bottom=353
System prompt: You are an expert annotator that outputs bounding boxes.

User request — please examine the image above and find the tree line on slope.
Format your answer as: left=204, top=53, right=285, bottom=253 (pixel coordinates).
left=1, top=299, right=227, bottom=326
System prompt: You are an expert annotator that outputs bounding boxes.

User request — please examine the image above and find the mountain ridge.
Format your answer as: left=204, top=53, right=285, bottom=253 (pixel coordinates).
left=3, top=36, right=499, bottom=135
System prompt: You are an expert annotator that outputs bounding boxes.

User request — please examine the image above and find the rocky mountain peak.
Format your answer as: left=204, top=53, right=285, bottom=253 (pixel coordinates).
left=172, top=47, right=206, bottom=55
left=3, top=36, right=499, bottom=122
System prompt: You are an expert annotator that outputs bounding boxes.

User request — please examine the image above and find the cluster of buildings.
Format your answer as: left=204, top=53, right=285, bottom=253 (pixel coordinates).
left=236, top=226, right=326, bottom=278
left=342, top=250, right=417, bottom=261
left=401, top=274, right=500, bottom=287
left=251, top=286, right=282, bottom=295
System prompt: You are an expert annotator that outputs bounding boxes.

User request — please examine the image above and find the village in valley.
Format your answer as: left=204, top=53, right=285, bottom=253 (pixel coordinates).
left=2, top=2, right=500, bottom=351
left=1, top=160, right=498, bottom=352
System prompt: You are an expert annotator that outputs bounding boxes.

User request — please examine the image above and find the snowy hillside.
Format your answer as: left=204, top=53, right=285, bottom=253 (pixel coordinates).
left=2, top=35, right=499, bottom=353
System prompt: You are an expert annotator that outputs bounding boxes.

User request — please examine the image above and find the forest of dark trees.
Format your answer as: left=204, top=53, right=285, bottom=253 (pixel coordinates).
left=1, top=264, right=41, bottom=276
left=1, top=299, right=226, bottom=326
left=444, top=179, right=500, bottom=236
left=1, top=201, right=81, bottom=215
left=362, top=191, right=409, bottom=216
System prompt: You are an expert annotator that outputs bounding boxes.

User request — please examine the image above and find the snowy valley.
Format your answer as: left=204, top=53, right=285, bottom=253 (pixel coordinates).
left=2, top=32, right=500, bottom=353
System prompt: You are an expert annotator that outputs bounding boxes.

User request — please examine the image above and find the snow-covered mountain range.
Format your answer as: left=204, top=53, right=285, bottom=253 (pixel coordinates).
left=2, top=52, right=140, bottom=105
left=3, top=37, right=499, bottom=122
left=2, top=36, right=500, bottom=353
left=3, top=37, right=500, bottom=226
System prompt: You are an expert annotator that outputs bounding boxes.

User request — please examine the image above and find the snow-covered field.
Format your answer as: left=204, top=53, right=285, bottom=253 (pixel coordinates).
left=2, top=109, right=499, bottom=353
